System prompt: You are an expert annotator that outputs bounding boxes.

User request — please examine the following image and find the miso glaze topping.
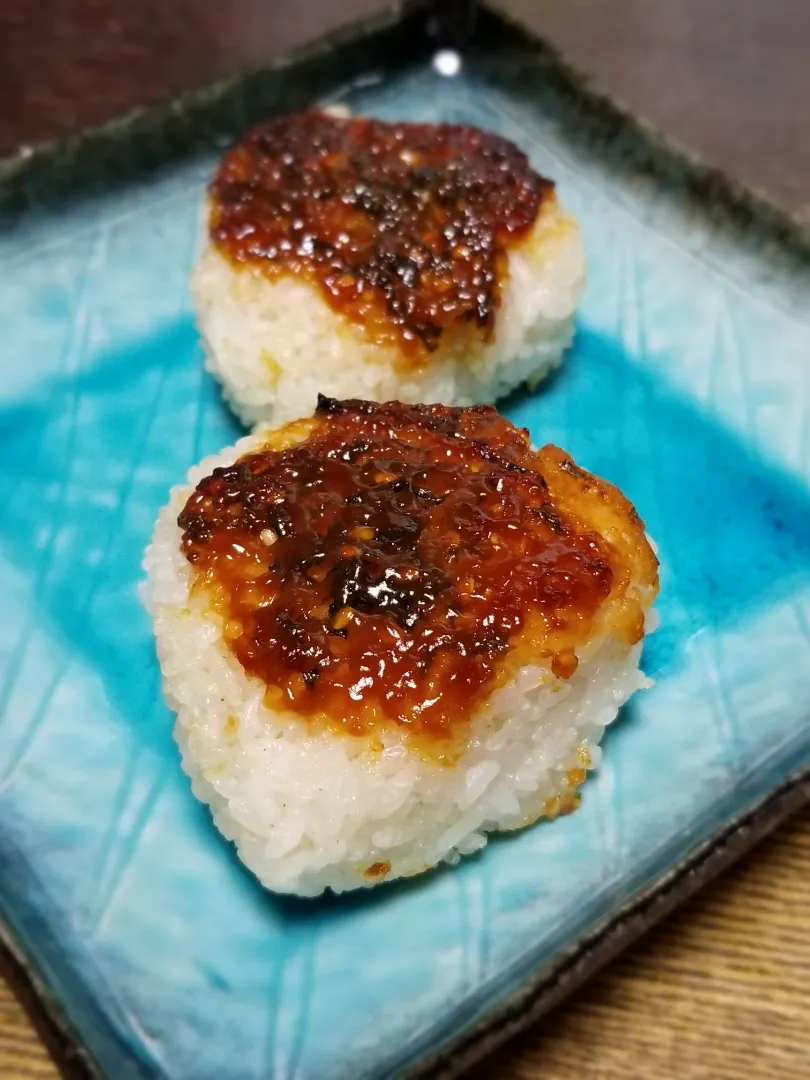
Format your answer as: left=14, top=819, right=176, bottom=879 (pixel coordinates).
left=177, top=398, right=643, bottom=743
left=209, top=113, right=550, bottom=359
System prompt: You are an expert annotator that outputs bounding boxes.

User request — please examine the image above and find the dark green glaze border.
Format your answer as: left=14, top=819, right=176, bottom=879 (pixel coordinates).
left=0, top=919, right=100, bottom=1080
left=472, top=4, right=810, bottom=280
left=2, top=3, right=810, bottom=1079
left=407, top=766, right=810, bottom=1079
left=0, top=1, right=436, bottom=220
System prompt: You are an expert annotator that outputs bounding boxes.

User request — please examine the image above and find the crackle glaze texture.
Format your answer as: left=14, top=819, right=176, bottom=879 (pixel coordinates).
left=1, top=58, right=810, bottom=1080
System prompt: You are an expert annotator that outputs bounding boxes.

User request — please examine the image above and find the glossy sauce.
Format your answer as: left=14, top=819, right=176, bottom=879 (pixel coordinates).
left=209, top=112, right=550, bottom=359
left=178, top=399, right=647, bottom=745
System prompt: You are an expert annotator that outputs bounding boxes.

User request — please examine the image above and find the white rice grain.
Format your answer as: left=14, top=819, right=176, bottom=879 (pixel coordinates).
left=144, top=433, right=653, bottom=896
left=191, top=195, right=586, bottom=428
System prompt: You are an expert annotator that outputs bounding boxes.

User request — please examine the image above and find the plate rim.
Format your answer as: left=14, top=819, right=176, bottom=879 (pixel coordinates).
left=3, top=768, right=809, bottom=1080
left=2, top=2, right=810, bottom=1078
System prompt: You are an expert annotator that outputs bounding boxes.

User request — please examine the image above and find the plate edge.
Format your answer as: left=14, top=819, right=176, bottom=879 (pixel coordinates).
left=2, top=1, right=810, bottom=1077
left=0, top=918, right=104, bottom=1080
left=406, top=764, right=810, bottom=1079
left=477, top=0, right=810, bottom=260
left=3, top=766, right=809, bottom=1080
left=0, top=0, right=436, bottom=220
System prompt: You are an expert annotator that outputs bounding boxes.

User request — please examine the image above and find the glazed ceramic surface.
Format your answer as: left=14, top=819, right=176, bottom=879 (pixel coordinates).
left=1, top=32, right=810, bottom=1080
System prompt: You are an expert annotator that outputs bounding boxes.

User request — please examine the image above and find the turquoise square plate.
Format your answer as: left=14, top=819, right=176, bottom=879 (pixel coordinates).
left=1, top=5, right=810, bottom=1078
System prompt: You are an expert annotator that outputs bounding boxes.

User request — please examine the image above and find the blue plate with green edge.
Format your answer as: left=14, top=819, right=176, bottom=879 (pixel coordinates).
left=2, top=3, right=810, bottom=1079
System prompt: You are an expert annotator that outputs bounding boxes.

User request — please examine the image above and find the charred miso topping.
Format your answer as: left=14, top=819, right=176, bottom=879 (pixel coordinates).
left=178, top=399, right=629, bottom=742
left=209, top=112, right=550, bottom=358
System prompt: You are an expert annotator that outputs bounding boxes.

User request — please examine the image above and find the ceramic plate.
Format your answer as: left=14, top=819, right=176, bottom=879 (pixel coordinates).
left=2, top=4, right=810, bottom=1078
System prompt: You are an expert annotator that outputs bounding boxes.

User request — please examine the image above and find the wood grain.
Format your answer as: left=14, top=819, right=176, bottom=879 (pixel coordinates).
left=3, top=804, right=810, bottom=1079
left=0, top=979, right=59, bottom=1079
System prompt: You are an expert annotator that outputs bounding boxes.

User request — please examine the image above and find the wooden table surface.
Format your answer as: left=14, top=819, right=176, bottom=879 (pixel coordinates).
left=2, top=2, right=810, bottom=1077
